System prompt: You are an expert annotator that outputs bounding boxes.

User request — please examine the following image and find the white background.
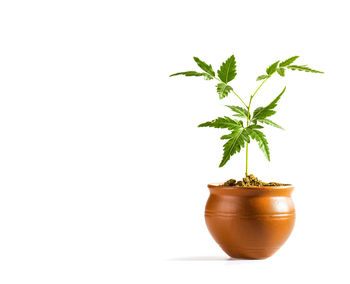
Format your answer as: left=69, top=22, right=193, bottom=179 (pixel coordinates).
left=0, top=0, right=349, bottom=283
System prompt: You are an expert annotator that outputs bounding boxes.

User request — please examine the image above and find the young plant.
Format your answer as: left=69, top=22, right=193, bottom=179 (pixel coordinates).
left=170, top=55, right=323, bottom=177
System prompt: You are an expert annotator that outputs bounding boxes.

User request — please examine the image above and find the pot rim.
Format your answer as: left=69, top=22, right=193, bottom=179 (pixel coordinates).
left=208, top=183, right=294, bottom=196
left=208, top=183, right=293, bottom=189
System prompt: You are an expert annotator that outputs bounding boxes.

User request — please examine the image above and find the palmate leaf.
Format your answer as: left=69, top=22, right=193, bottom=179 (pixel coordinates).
left=226, top=105, right=248, bottom=118
left=198, top=116, right=242, bottom=130
left=246, top=127, right=270, bottom=161
left=193, top=57, right=215, bottom=77
left=287, top=65, right=324, bottom=73
left=169, top=71, right=213, bottom=80
left=216, top=83, right=232, bottom=99
left=217, top=55, right=237, bottom=83
left=257, top=118, right=284, bottom=130
left=252, top=87, right=286, bottom=121
left=219, top=127, right=250, bottom=167
left=279, top=56, right=299, bottom=67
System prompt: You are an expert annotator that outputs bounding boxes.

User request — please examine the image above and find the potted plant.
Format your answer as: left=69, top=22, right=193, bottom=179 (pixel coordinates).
left=170, top=54, right=323, bottom=259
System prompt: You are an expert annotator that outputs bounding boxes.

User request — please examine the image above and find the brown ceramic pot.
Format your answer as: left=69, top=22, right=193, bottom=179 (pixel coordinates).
left=205, top=184, right=295, bottom=259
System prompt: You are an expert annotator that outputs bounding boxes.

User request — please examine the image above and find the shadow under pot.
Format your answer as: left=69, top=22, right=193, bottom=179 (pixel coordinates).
left=205, top=184, right=295, bottom=259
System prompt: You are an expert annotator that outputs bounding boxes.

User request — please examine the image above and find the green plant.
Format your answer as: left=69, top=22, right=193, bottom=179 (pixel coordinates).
left=170, top=55, right=323, bottom=177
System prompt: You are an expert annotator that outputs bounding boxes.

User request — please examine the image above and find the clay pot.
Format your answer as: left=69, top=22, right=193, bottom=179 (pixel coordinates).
left=205, top=184, right=295, bottom=259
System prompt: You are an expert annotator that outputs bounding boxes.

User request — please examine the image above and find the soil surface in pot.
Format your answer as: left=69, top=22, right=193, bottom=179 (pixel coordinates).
left=223, top=174, right=290, bottom=187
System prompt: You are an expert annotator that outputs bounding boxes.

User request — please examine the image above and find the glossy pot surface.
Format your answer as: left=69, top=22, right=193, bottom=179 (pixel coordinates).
left=205, top=184, right=295, bottom=259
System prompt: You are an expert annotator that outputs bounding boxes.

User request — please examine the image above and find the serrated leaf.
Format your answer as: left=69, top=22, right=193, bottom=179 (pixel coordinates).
left=252, top=87, right=286, bottom=121
left=266, top=61, right=280, bottom=75
left=220, top=134, right=233, bottom=140
left=198, top=116, right=241, bottom=130
left=257, top=75, right=268, bottom=81
left=276, top=68, right=285, bottom=77
left=247, top=124, right=264, bottom=130
left=193, top=57, right=215, bottom=76
left=279, top=56, right=299, bottom=67
left=169, top=71, right=213, bottom=80
left=258, top=118, right=284, bottom=130
left=246, top=128, right=270, bottom=161
left=252, top=107, right=265, bottom=118
left=216, top=83, right=232, bottom=99
left=217, top=55, right=237, bottom=83
left=219, top=128, right=250, bottom=167
left=226, top=105, right=248, bottom=118
left=287, top=65, right=324, bottom=73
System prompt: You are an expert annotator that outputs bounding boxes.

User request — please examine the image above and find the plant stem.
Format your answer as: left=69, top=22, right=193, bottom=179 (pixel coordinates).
left=245, top=143, right=248, bottom=177
left=244, top=74, right=273, bottom=177
left=213, top=76, right=248, bottom=108
left=232, top=89, right=248, bottom=108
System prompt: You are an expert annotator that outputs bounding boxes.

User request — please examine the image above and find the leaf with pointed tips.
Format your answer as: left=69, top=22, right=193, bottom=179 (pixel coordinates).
left=248, top=124, right=264, bottom=130
left=198, top=116, right=241, bottom=130
left=252, top=87, right=286, bottom=121
left=216, top=83, right=232, bottom=99
left=217, top=55, right=237, bottom=83
left=220, top=133, right=233, bottom=140
left=279, top=56, right=299, bottom=67
left=266, top=61, right=280, bottom=75
left=246, top=128, right=270, bottom=161
left=226, top=105, right=248, bottom=118
left=169, top=71, right=213, bottom=80
left=258, top=118, right=284, bottom=130
left=277, top=68, right=285, bottom=77
left=287, top=65, right=324, bottom=73
left=219, top=128, right=250, bottom=167
left=193, top=57, right=215, bottom=76
left=252, top=107, right=265, bottom=119
left=257, top=75, right=268, bottom=81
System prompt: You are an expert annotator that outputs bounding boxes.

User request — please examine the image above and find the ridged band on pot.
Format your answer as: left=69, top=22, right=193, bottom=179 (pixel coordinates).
left=205, top=184, right=295, bottom=259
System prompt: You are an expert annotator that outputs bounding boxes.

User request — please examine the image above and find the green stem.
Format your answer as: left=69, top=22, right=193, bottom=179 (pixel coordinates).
left=247, top=76, right=270, bottom=114
left=232, top=89, right=248, bottom=108
left=245, top=143, right=248, bottom=177
left=245, top=74, right=274, bottom=177
left=213, top=76, right=248, bottom=108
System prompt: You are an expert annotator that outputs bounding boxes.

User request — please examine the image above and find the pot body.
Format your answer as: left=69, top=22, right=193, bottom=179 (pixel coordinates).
left=205, top=184, right=295, bottom=259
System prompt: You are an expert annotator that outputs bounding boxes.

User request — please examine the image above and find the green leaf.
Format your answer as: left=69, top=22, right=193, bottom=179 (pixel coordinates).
left=217, top=55, right=237, bottom=83
left=219, top=128, right=250, bottom=167
left=252, top=87, right=286, bottom=121
left=287, top=65, right=324, bottom=73
left=198, top=116, right=241, bottom=130
left=193, top=57, right=215, bottom=77
left=248, top=124, right=264, bottom=130
left=246, top=128, right=270, bottom=161
left=279, top=56, right=299, bottom=67
left=258, top=118, right=284, bottom=130
left=169, top=71, right=213, bottom=80
left=257, top=75, right=268, bottom=81
left=220, top=133, right=233, bottom=140
left=266, top=61, right=280, bottom=75
left=216, top=83, right=232, bottom=99
left=276, top=68, right=285, bottom=77
left=252, top=107, right=265, bottom=118
left=226, top=105, right=248, bottom=118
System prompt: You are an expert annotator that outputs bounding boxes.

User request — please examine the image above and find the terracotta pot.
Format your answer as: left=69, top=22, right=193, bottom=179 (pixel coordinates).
left=205, top=184, right=295, bottom=259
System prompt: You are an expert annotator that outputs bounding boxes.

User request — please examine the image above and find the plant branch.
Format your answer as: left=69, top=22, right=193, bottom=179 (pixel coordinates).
left=245, top=72, right=275, bottom=177
left=213, top=76, right=248, bottom=108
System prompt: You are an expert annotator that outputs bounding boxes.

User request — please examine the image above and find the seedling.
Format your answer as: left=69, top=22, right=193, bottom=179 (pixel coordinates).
left=170, top=55, right=323, bottom=177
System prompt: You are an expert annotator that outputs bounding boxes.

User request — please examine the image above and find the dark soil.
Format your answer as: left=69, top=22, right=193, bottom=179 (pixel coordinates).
left=223, top=174, right=290, bottom=187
